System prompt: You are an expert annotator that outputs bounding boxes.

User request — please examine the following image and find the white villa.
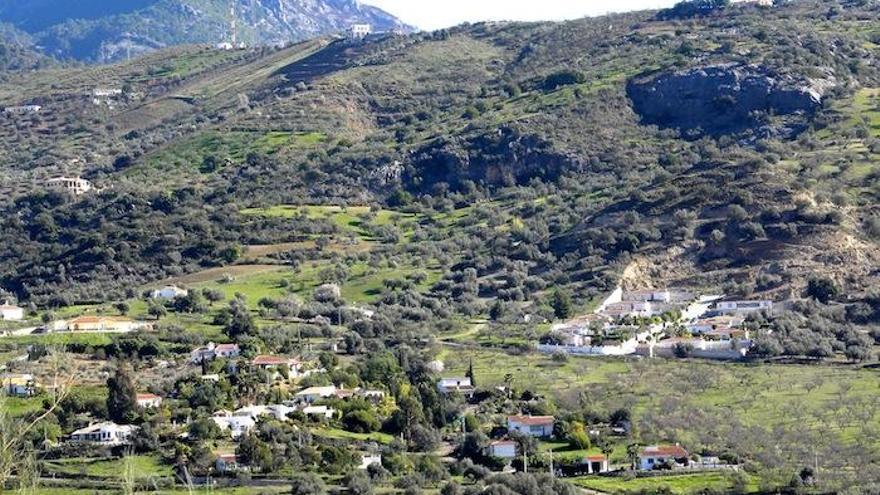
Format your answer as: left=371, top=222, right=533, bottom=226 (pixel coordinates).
left=715, top=300, right=773, bottom=314
left=639, top=444, right=690, bottom=471
left=212, top=413, right=256, bottom=439
left=349, top=24, right=372, bottom=39
left=46, top=177, right=93, bottom=196
left=136, top=393, right=163, bottom=409
left=4, top=105, right=41, bottom=114
left=437, top=377, right=474, bottom=395
left=191, top=343, right=240, bottom=363
left=69, top=422, right=137, bottom=445
left=507, top=415, right=555, bottom=438
left=152, top=285, right=188, bottom=299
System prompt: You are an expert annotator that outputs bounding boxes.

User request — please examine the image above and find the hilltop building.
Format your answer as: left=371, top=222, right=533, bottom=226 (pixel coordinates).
left=349, top=24, right=373, bottom=40
left=4, top=105, right=41, bottom=115
left=46, top=177, right=93, bottom=196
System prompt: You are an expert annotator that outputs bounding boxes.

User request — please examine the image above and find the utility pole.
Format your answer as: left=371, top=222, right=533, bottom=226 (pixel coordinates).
left=549, top=449, right=555, bottom=478
left=523, top=450, right=528, bottom=474
left=229, top=0, right=237, bottom=46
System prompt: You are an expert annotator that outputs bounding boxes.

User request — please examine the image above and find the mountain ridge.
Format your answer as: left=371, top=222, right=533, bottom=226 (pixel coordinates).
left=0, top=0, right=412, bottom=62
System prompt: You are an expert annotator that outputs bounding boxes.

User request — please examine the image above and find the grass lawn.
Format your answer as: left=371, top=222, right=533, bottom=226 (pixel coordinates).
left=36, top=487, right=292, bottom=495
left=43, top=455, right=173, bottom=480
left=574, top=472, right=760, bottom=494
left=314, top=427, right=396, bottom=444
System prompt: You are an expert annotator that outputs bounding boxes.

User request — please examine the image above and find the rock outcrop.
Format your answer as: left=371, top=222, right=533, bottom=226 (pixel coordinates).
left=627, top=64, right=835, bottom=138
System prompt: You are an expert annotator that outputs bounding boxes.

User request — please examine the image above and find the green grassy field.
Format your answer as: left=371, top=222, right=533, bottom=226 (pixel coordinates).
left=574, top=472, right=760, bottom=494
left=43, top=455, right=173, bottom=480
left=438, top=346, right=880, bottom=461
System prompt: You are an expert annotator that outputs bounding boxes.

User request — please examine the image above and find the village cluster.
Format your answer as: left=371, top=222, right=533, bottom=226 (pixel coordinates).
left=540, top=288, right=774, bottom=360
left=1, top=280, right=756, bottom=480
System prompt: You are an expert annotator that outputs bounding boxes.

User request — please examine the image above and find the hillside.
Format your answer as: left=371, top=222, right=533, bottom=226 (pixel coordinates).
left=0, top=0, right=410, bottom=62
left=1, top=0, right=879, bottom=309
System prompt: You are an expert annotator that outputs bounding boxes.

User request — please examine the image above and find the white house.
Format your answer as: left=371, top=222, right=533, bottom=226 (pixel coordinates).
left=213, top=415, right=256, bottom=439
left=437, top=377, right=474, bottom=395
left=349, top=24, right=372, bottom=39
left=46, top=177, right=93, bottom=196
left=507, top=416, right=555, bottom=438
left=136, top=393, right=163, bottom=409
left=93, top=88, right=123, bottom=97
left=152, top=285, right=188, bottom=300
left=359, top=453, right=382, bottom=470
left=4, top=105, right=41, bottom=114
left=295, top=386, right=337, bottom=404
left=1, top=373, right=35, bottom=397
left=639, top=445, right=689, bottom=471
left=69, top=422, right=137, bottom=445
left=302, top=405, right=336, bottom=419
left=489, top=440, right=518, bottom=459
left=0, top=304, right=24, bottom=321
left=585, top=454, right=610, bottom=474
left=191, top=343, right=240, bottom=363
left=215, top=453, right=246, bottom=473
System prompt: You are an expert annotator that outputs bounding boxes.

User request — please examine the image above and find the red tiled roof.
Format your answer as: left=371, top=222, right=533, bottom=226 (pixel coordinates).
left=215, top=344, right=238, bottom=352
left=252, top=355, right=296, bottom=366
left=641, top=445, right=689, bottom=458
left=508, top=415, right=555, bottom=426
left=586, top=454, right=607, bottom=462
left=136, top=393, right=161, bottom=400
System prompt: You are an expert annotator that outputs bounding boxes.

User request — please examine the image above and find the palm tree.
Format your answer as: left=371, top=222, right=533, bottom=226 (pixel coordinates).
left=626, top=443, right=641, bottom=471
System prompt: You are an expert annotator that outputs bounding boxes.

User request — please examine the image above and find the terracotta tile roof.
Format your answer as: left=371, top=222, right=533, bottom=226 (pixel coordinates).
left=508, top=415, right=555, bottom=426
left=215, top=344, right=239, bottom=352
left=586, top=454, right=607, bottom=461
left=252, top=355, right=297, bottom=366
left=641, top=445, right=689, bottom=458
left=136, top=393, right=161, bottom=401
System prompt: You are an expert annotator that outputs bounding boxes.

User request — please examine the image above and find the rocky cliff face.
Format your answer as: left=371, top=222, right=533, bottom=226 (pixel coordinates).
left=405, top=127, right=582, bottom=191
left=0, top=0, right=410, bottom=62
left=627, top=64, right=835, bottom=138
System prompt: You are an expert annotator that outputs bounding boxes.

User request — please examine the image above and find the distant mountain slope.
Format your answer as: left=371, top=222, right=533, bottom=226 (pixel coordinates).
left=0, top=0, right=410, bottom=62
left=0, top=22, right=51, bottom=71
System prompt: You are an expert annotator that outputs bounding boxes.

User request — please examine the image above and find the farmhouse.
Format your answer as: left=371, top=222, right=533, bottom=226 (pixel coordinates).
left=212, top=413, right=255, bottom=439
left=507, top=415, right=555, bottom=438
left=349, top=24, right=372, bottom=40
left=639, top=444, right=690, bottom=470
left=437, top=377, right=474, bottom=395
left=46, top=177, right=93, bottom=196
left=303, top=405, right=336, bottom=419
left=4, top=105, right=41, bottom=114
left=1, top=373, right=35, bottom=397
left=585, top=454, right=610, bottom=474
left=69, top=422, right=137, bottom=445
left=151, top=285, right=188, bottom=299
left=66, top=316, right=135, bottom=332
left=215, top=453, right=246, bottom=473
left=136, top=393, right=163, bottom=409
left=252, top=355, right=301, bottom=381
left=0, top=303, right=24, bottom=321
left=191, top=342, right=240, bottom=363
left=489, top=440, right=518, bottom=459
left=359, top=453, right=383, bottom=470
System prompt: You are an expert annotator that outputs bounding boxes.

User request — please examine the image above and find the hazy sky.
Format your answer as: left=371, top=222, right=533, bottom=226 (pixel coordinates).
left=361, top=0, right=677, bottom=31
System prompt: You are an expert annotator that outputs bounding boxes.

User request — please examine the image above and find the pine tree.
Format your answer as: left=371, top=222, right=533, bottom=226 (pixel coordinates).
left=106, top=363, right=137, bottom=423
left=466, top=359, right=475, bottom=387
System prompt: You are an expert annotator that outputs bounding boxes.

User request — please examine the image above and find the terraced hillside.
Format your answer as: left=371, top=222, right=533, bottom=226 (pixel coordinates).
left=0, top=0, right=877, bottom=307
